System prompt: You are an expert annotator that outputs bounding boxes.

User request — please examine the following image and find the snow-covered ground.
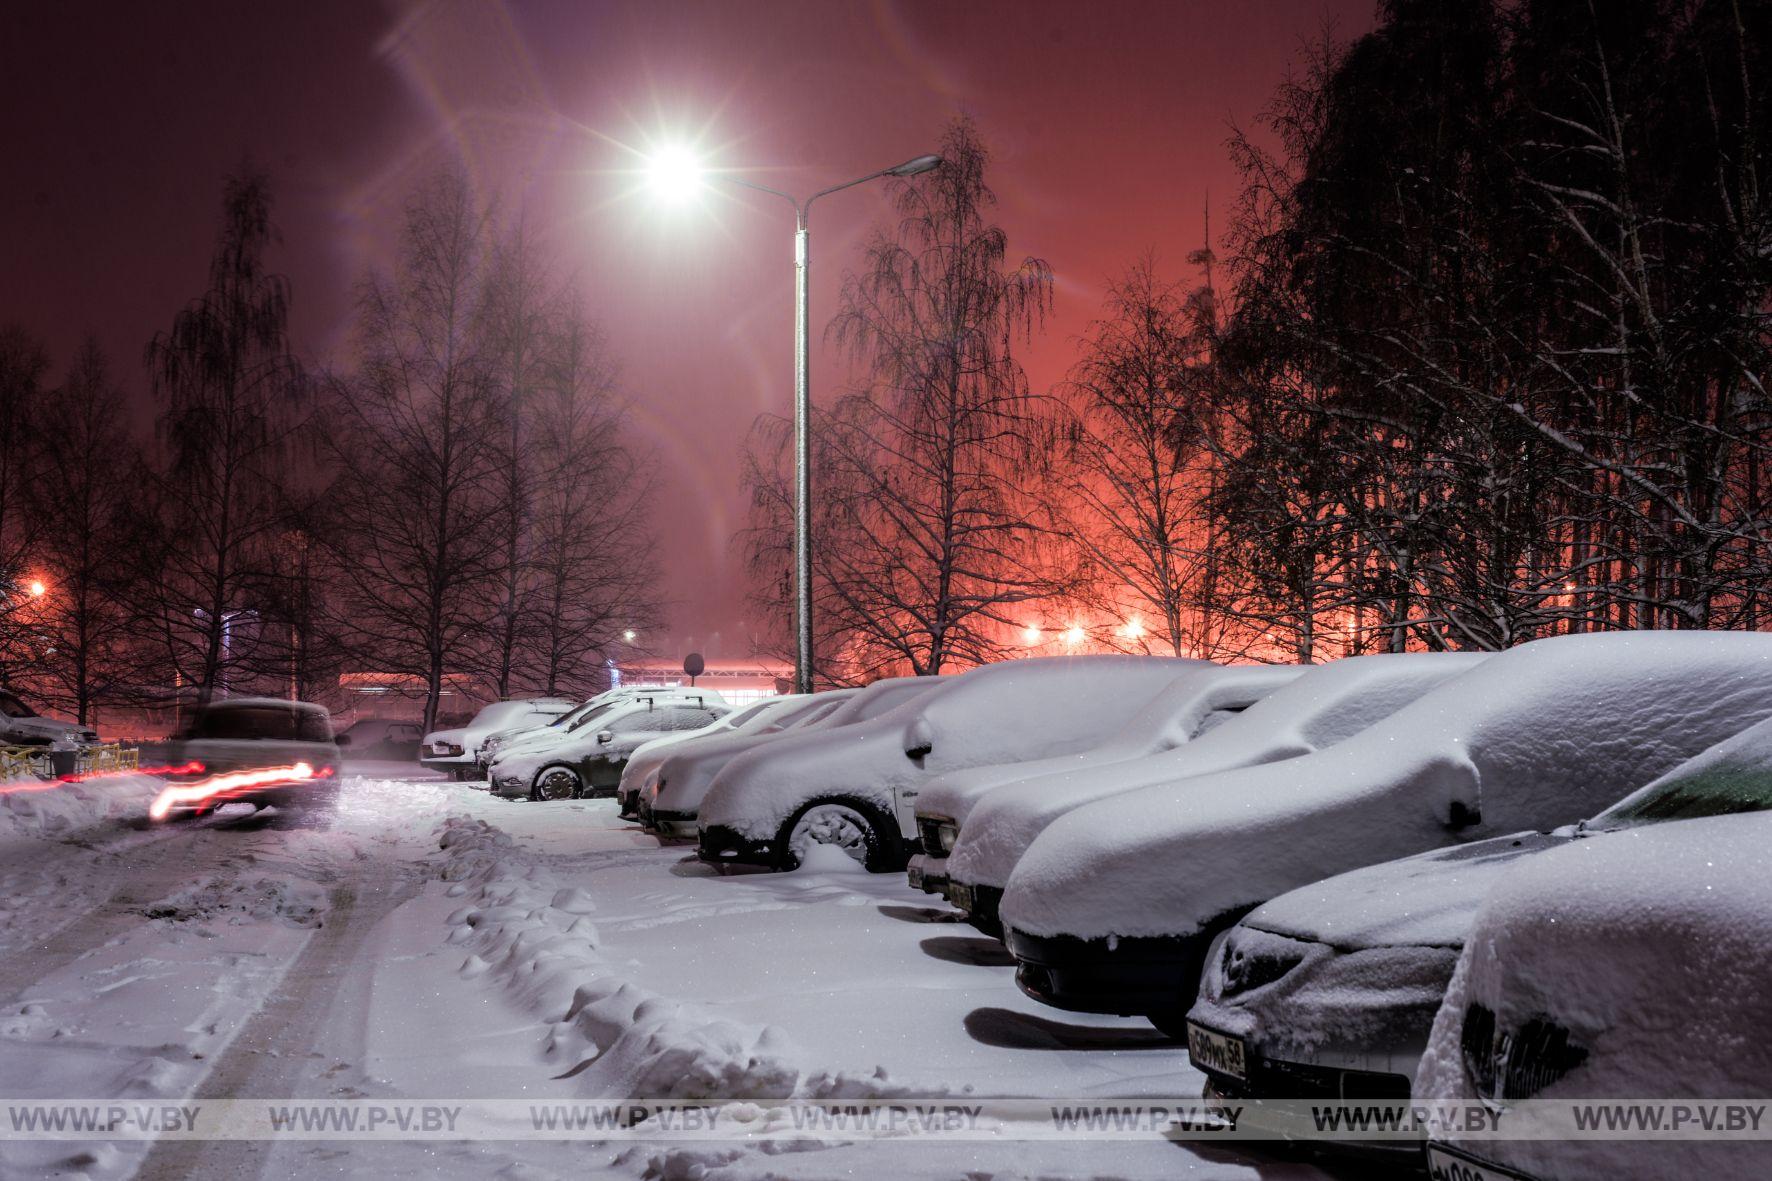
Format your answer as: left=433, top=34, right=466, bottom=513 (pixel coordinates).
left=0, top=769, right=1353, bottom=1181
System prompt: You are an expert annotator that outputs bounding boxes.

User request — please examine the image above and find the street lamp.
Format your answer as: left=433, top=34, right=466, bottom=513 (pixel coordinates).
left=647, top=148, right=942, bottom=694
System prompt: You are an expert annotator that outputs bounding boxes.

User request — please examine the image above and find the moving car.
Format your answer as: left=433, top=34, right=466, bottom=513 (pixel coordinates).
left=1189, top=712, right=1772, bottom=1148
left=335, top=717, right=424, bottom=761
left=490, top=692, right=729, bottom=800
left=156, top=697, right=341, bottom=816
left=641, top=680, right=925, bottom=836
left=1415, top=808, right=1772, bottom=1181
left=421, top=697, right=576, bottom=778
left=998, top=631, right=1772, bottom=1034
left=697, top=655, right=1214, bottom=872
left=923, top=652, right=1485, bottom=932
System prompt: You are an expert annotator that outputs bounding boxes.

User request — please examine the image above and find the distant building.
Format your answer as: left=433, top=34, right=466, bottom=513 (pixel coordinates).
left=613, top=658, right=792, bottom=706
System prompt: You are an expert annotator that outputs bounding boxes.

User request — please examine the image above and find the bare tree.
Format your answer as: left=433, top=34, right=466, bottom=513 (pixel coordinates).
left=0, top=325, right=49, bottom=684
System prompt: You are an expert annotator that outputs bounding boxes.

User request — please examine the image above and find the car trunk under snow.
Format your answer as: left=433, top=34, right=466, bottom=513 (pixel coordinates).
left=998, top=630, right=1772, bottom=1033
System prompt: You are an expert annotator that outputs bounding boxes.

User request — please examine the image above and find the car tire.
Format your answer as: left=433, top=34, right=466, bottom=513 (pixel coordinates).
left=532, top=765, right=581, bottom=802
left=776, top=797, right=903, bottom=873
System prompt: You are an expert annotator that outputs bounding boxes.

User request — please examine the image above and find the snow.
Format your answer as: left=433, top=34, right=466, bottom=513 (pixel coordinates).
left=621, top=691, right=854, bottom=813
left=0, top=771, right=162, bottom=840
left=698, top=655, right=1209, bottom=844
left=943, top=653, right=1486, bottom=894
left=647, top=677, right=937, bottom=825
left=1415, top=810, right=1772, bottom=1179
left=488, top=695, right=729, bottom=795
left=1000, top=631, right=1772, bottom=942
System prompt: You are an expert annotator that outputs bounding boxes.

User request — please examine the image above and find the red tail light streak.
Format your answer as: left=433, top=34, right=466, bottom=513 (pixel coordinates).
left=149, top=762, right=317, bottom=821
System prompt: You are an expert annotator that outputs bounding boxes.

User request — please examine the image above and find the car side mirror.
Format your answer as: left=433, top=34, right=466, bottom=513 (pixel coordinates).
left=904, top=717, right=934, bottom=761
left=597, top=730, right=614, bottom=745
left=1425, top=755, right=1482, bottom=832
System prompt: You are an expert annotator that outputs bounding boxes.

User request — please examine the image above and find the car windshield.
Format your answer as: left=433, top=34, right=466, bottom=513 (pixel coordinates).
left=565, top=702, right=620, bottom=732
left=189, top=706, right=333, bottom=742
left=1594, top=764, right=1772, bottom=827
left=0, top=691, right=35, bottom=719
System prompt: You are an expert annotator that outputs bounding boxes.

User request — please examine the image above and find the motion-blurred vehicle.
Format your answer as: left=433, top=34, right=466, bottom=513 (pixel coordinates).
left=421, top=697, right=575, bottom=778
left=335, top=717, right=424, bottom=761
left=1415, top=808, right=1772, bottom=1181
left=696, top=656, right=1214, bottom=873
left=156, top=697, right=341, bottom=816
left=490, top=693, right=729, bottom=800
left=914, top=652, right=1481, bottom=929
left=1189, top=713, right=1772, bottom=1150
left=998, top=631, right=1772, bottom=1035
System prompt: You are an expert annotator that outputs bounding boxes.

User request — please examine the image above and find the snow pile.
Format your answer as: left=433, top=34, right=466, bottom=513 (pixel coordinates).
left=700, top=655, right=1205, bottom=843
left=435, top=817, right=802, bottom=1099
left=947, top=653, right=1484, bottom=892
left=649, top=679, right=932, bottom=820
left=1416, top=811, right=1772, bottom=1178
left=1002, top=631, right=1772, bottom=942
left=0, top=771, right=161, bottom=840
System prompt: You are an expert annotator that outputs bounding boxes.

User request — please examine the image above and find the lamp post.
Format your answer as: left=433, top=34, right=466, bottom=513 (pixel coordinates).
left=648, top=151, right=941, bottom=695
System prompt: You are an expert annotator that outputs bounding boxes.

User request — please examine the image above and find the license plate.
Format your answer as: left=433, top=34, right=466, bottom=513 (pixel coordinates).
left=1186, top=1022, right=1247, bottom=1081
left=1425, top=1143, right=1535, bottom=1181
left=948, top=882, right=973, bottom=913
left=907, top=863, right=924, bottom=890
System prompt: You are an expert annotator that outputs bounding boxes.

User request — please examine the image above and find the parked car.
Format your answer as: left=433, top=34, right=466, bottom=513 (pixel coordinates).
left=0, top=687, right=99, bottom=752
left=335, top=717, right=424, bottom=761
left=641, top=680, right=927, bottom=836
left=923, top=652, right=1486, bottom=933
left=489, top=692, right=730, bottom=800
left=421, top=697, right=576, bottom=778
left=477, top=686, right=729, bottom=775
left=697, top=655, right=1214, bottom=872
left=617, top=692, right=836, bottom=818
left=1189, top=712, right=1772, bottom=1150
left=157, top=697, right=341, bottom=816
left=998, top=631, right=1772, bottom=1035
left=1415, top=808, right=1772, bottom=1181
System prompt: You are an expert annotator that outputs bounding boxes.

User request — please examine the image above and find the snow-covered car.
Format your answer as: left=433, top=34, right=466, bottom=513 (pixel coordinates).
left=335, top=717, right=424, bottom=760
left=421, top=697, right=576, bottom=778
left=1188, top=712, right=1772, bottom=1148
left=999, top=630, right=1772, bottom=1035
left=158, top=697, right=341, bottom=815
left=490, top=693, right=730, bottom=800
left=477, top=686, right=729, bottom=774
left=0, top=687, right=99, bottom=753
left=617, top=692, right=831, bottom=818
left=924, top=652, right=1486, bottom=932
left=642, top=680, right=927, bottom=837
left=697, top=655, right=1217, bottom=872
left=1414, top=808, right=1772, bottom=1181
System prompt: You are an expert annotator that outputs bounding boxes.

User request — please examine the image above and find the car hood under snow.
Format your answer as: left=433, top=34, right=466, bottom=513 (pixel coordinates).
left=1000, top=631, right=1772, bottom=944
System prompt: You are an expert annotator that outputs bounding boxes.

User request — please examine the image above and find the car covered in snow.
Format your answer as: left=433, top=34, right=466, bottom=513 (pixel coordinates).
left=618, top=691, right=845, bottom=819
left=1414, top=808, right=1772, bottom=1181
left=924, top=652, right=1486, bottom=932
left=0, top=687, right=99, bottom=754
left=157, top=697, right=341, bottom=815
left=1188, top=712, right=1772, bottom=1146
left=641, top=679, right=930, bottom=837
left=490, top=692, right=730, bottom=800
left=476, top=686, right=729, bottom=775
left=421, top=697, right=576, bottom=778
left=998, top=630, right=1772, bottom=1035
left=697, top=655, right=1215, bottom=872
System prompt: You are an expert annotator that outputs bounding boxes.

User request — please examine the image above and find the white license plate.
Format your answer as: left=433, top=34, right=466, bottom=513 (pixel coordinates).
left=907, top=863, right=924, bottom=890
left=1186, top=1022, right=1248, bottom=1082
left=948, top=882, right=973, bottom=912
left=1425, top=1143, right=1535, bottom=1181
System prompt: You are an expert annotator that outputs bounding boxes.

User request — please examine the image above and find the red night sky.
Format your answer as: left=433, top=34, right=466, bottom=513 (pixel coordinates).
left=2, top=0, right=1374, bottom=656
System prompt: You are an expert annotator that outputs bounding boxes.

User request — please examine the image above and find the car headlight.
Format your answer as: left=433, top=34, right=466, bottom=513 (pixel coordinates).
left=936, top=821, right=958, bottom=854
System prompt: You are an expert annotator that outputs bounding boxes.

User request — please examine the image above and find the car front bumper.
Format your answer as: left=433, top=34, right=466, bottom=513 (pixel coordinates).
left=697, top=823, right=776, bottom=867
left=1004, top=925, right=1221, bottom=1017
left=907, top=854, right=947, bottom=894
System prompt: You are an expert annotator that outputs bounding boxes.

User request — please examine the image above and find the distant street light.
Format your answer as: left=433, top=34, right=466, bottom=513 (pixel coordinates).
left=645, top=147, right=942, bottom=694
left=623, top=629, right=637, bottom=642
left=26, top=579, right=45, bottom=598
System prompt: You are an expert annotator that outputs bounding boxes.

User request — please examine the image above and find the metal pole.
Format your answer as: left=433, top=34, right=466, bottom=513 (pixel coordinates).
left=793, top=209, right=813, bottom=694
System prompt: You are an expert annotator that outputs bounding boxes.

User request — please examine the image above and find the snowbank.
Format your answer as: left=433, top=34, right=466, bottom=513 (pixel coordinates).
left=699, top=656, right=1206, bottom=844
left=0, top=771, right=161, bottom=841
left=1416, top=810, right=1772, bottom=1179
left=946, top=653, right=1485, bottom=892
left=1001, top=631, right=1772, bottom=942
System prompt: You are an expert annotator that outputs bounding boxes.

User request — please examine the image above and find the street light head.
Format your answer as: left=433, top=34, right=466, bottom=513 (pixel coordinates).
left=26, top=579, right=45, bottom=598
left=885, top=154, right=942, bottom=177
left=646, top=146, right=704, bottom=202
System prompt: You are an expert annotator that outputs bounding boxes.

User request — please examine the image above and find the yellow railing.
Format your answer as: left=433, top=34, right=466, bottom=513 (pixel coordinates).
left=0, top=743, right=142, bottom=782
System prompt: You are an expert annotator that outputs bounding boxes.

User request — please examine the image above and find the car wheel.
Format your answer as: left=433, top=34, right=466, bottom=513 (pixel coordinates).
left=533, top=766, right=581, bottom=802
left=779, top=799, right=897, bottom=872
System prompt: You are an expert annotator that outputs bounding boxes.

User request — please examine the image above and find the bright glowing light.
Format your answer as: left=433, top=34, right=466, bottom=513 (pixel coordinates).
left=1063, top=625, right=1086, bottom=647
left=1021, top=625, right=1041, bottom=646
left=26, top=580, right=44, bottom=597
left=1120, top=617, right=1146, bottom=640
left=149, top=762, right=316, bottom=821
left=646, top=147, right=704, bottom=202
left=1564, top=582, right=1578, bottom=593
left=623, top=629, right=637, bottom=642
